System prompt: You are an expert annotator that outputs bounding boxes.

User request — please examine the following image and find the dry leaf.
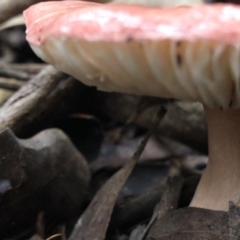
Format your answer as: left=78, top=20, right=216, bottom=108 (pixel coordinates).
left=0, top=128, right=90, bottom=239
left=146, top=207, right=229, bottom=240
left=69, top=107, right=166, bottom=240
left=69, top=159, right=139, bottom=240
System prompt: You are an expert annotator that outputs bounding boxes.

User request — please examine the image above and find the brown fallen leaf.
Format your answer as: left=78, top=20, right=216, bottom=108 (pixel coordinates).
left=130, top=159, right=184, bottom=240
left=146, top=207, right=229, bottom=240
left=68, top=107, right=166, bottom=240
left=0, top=127, right=90, bottom=239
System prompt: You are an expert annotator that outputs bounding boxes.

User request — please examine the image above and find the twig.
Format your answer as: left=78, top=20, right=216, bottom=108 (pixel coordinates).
left=9, top=63, right=47, bottom=74
left=0, top=64, right=34, bottom=80
left=0, top=65, right=84, bottom=136
left=0, top=77, right=25, bottom=90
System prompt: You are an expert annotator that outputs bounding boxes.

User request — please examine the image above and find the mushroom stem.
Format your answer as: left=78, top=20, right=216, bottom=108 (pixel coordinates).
left=190, top=106, right=240, bottom=211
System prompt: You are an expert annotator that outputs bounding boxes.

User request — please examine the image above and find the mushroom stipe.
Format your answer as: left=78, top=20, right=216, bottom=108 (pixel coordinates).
left=24, top=1, right=240, bottom=211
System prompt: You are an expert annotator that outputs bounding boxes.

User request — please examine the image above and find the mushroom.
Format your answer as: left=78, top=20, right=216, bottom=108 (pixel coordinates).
left=23, top=1, right=240, bottom=211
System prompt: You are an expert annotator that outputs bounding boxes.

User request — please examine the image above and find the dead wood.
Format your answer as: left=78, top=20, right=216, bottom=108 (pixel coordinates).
left=7, top=63, right=47, bottom=74
left=0, top=77, right=25, bottom=90
left=0, top=62, right=34, bottom=80
left=0, top=65, right=85, bottom=137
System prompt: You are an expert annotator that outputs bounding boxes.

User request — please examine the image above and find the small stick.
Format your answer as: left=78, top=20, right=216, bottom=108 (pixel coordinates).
left=0, top=64, right=34, bottom=80
left=9, top=63, right=47, bottom=74
left=0, top=77, right=25, bottom=90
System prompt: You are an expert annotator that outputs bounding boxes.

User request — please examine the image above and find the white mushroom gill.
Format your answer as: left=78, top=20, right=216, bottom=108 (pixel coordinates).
left=32, top=37, right=240, bottom=109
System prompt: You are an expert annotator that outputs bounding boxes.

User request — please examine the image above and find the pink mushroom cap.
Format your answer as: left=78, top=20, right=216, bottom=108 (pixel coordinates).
left=25, top=1, right=240, bottom=45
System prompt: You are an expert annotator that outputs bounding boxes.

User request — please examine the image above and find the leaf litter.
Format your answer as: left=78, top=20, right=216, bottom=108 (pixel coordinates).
left=68, top=107, right=167, bottom=240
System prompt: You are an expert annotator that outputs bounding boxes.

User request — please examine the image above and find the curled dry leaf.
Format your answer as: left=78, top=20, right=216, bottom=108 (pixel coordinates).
left=0, top=127, right=90, bottom=239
